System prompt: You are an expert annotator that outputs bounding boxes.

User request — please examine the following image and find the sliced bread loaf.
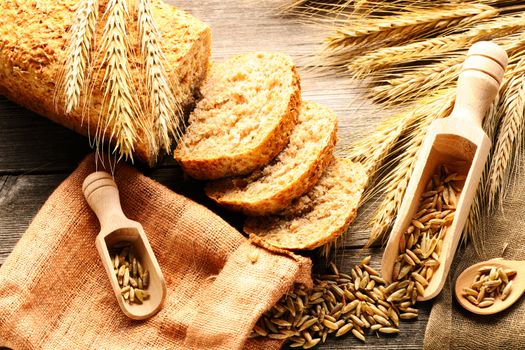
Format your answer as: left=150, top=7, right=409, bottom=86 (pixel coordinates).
left=0, top=0, right=211, bottom=166
left=244, top=158, right=368, bottom=250
left=205, top=101, right=337, bottom=216
left=174, top=52, right=301, bottom=180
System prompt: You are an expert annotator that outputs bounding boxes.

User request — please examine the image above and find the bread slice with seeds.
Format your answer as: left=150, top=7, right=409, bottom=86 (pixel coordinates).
left=205, top=101, right=337, bottom=216
left=174, top=52, right=301, bottom=180
left=244, top=158, right=368, bottom=250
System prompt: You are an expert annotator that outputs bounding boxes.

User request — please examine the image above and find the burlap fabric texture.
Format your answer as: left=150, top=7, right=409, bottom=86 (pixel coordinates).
left=424, top=179, right=525, bottom=349
left=0, top=154, right=312, bottom=350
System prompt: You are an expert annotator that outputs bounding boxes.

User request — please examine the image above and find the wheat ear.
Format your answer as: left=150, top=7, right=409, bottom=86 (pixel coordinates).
left=346, top=109, right=422, bottom=179
left=370, top=31, right=525, bottom=105
left=326, top=4, right=496, bottom=52
left=463, top=93, right=501, bottom=252
left=464, top=60, right=525, bottom=249
left=367, top=92, right=455, bottom=245
left=347, top=13, right=524, bottom=77
left=487, top=60, right=525, bottom=211
left=371, top=56, right=464, bottom=105
left=138, top=0, right=183, bottom=154
left=97, top=0, right=143, bottom=161
left=61, top=0, right=98, bottom=114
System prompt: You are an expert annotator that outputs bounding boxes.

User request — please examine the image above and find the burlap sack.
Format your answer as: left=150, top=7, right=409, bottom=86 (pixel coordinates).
left=424, top=179, right=525, bottom=349
left=0, top=154, right=312, bottom=350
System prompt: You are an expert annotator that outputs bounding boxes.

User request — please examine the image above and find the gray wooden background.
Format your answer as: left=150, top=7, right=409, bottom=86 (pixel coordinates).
left=0, top=0, right=431, bottom=348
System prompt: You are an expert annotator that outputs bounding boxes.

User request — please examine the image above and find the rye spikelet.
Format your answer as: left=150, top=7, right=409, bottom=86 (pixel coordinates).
left=61, top=0, right=98, bottom=114
left=138, top=0, right=183, bottom=154
left=325, top=4, right=496, bottom=62
left=367, top=92, right=455, bottom=245
left=487, top=58, right=525, bottom=211
left=97, top=0, right=144, bottom=161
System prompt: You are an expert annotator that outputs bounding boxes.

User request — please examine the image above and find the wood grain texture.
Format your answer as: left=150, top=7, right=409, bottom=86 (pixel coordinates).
left=0, top=97, right=91, bottom=174
left=0, top=0, right=428, bottom=349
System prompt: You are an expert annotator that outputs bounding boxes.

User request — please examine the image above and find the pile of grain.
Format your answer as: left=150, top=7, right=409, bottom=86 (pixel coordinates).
left=461, top=266, right=516, bottom=308
left=250, top=256, right=414, bottom=347
left=250, top=165, right=463, bottom=348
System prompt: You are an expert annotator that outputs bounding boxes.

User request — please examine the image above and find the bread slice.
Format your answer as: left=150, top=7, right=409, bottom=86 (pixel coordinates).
left=174, top=52, right=301, bottom=180
left=244, top=158, right=368, bottom=250
left=205, top=101, right=337, bottom=216
left=0, top=0, right=211, bottom=166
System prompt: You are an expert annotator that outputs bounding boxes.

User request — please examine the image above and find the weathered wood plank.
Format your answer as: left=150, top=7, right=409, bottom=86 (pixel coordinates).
left=0, top=174, right=68, bottom=263
left=0, top=97, right=91, bottom=174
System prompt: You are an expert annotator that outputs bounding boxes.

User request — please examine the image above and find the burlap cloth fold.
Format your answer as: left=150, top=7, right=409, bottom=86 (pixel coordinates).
left=0, top=154, right=312, bottom=350
left=424, top=179, right=525, bottom=349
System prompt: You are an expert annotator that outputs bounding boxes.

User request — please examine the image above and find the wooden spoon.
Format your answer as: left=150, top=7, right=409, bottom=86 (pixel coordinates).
left=82, top=171, right=166, bottom=320
left=381, top=41, right=508, bottom=301
left=455, top=259, right=525, bottom=315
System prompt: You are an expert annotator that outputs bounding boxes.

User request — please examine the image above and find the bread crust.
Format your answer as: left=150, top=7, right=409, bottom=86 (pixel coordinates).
left=205, top=101, right=337, bottom=216
left=174, top=53, right=301, bottom=180
left=0, top=0, right=211, bottom=166
left=244, top=159, right=368, bottom=250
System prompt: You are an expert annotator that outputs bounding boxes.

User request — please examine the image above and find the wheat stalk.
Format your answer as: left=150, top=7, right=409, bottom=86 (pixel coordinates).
left=347, top=13, right=524, bottom=77
left=367, top=92, right=455, bottom=245
left=96, top=0, right=144, bottom=162
left=487, top=59, right=525, bottom=211
left=325, top=4, right=496, bottom=57
left=138, top=0, right=183, bottom=154
left=60, top=0, right=98, bottom=114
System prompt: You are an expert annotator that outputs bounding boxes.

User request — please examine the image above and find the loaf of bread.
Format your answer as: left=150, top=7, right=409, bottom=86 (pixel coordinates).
left=0, top=0, right=211, bottom=166
left=205, top=101, right=337, bottom=216
left=174, top=52, right=301, bottom=180
left=244, top=158, right=367, bottom=250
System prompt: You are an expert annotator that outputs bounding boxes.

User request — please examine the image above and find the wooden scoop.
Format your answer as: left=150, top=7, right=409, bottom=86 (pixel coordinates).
left=455, top=259, right=525, bottom=315
left=82, top=171, right=166, bottom=320
left=381, top=41, right=508, bottom=301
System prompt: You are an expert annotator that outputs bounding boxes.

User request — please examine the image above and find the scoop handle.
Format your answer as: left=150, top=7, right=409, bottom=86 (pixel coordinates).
left=82, top=171, right=128, bottom=233
left=450, top=41, right=508, bottom=126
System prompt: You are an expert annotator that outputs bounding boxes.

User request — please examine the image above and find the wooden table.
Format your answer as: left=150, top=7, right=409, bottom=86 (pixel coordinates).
left=0, top=0, right=431, bottom=348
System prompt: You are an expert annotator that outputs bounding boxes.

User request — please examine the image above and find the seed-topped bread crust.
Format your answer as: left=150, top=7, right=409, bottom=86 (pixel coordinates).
left=0, top=0, right=211, bottom=166
left=174, top=52, right=301, bottom=180
left=244, top=158, right=368, bottom=250
left=205, top=101, right=337, bottom=216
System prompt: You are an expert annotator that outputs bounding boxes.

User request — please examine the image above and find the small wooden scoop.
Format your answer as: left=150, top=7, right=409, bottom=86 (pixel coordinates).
left=82, top=171, right=166, bottom=320
left=455, top=259, right=525, bottom=315
left=381, top=41, right=508, bottom=301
